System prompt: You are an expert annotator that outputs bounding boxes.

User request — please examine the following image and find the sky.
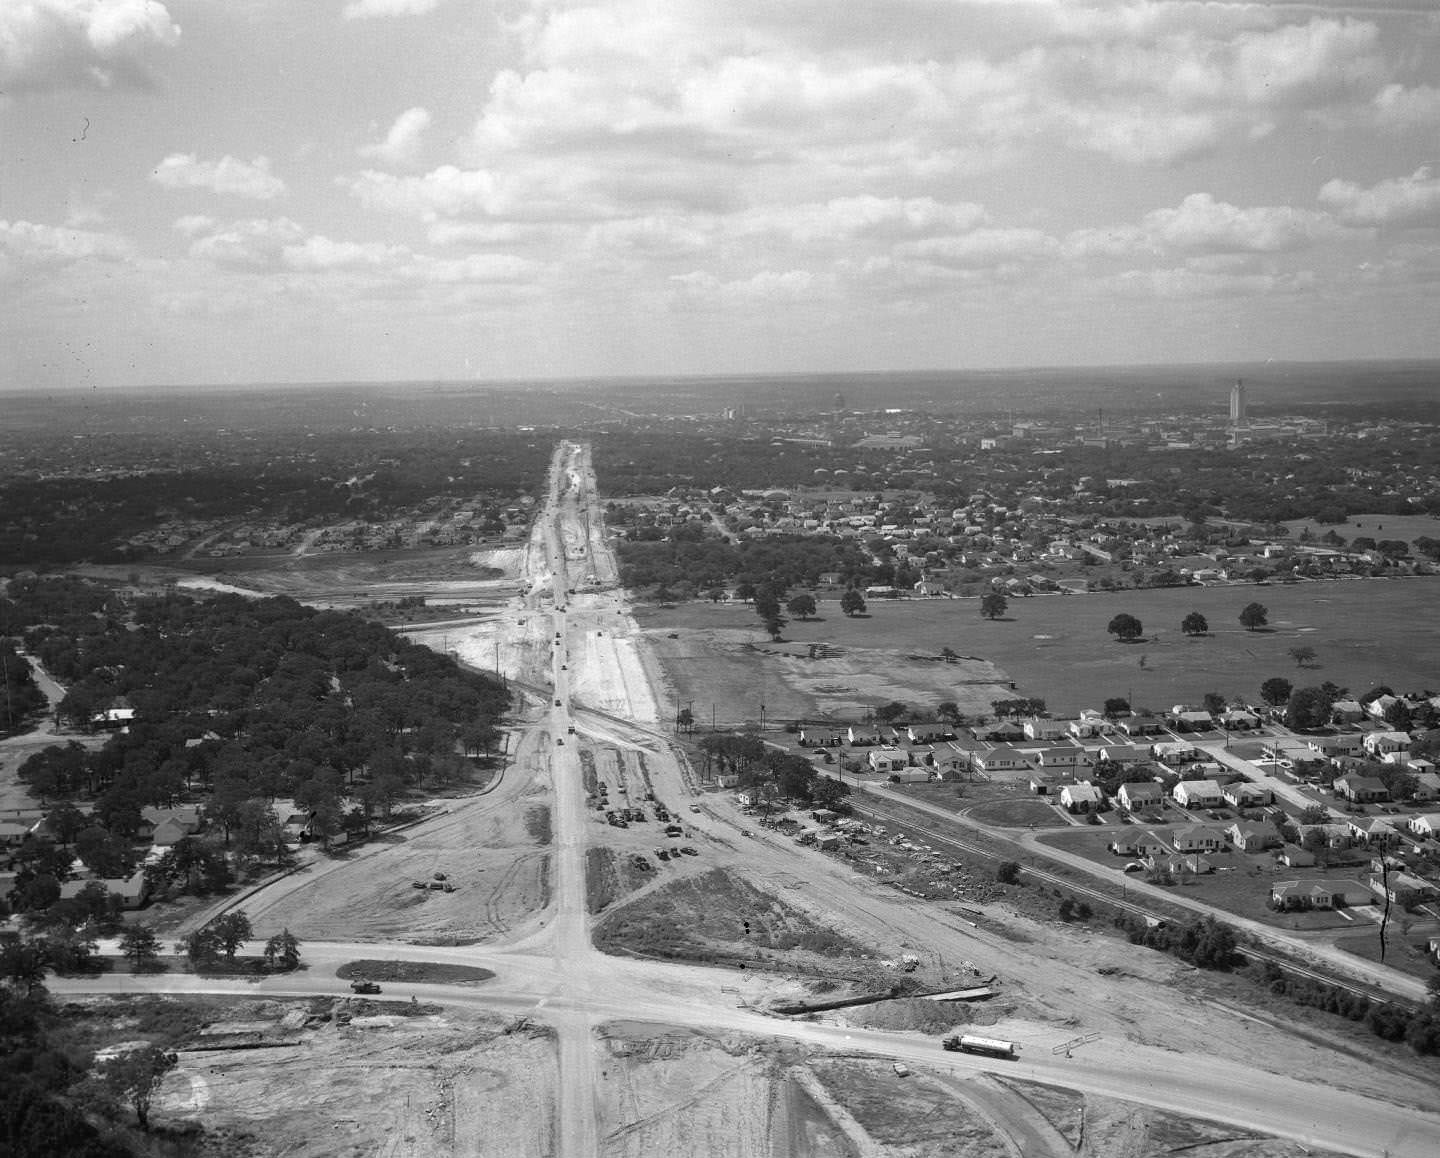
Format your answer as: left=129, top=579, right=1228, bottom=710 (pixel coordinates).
left=3, top=0, right=1440, bottom=390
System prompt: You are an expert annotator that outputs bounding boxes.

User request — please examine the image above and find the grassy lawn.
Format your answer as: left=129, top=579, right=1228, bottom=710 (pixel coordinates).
left=1333, top=928, right=1440, bottom=980
left=1036, top=827, right=1371, bottom=930
left=638, top=575, right=1440, bottom=719
left=893, top=780, right=1065, bottom=827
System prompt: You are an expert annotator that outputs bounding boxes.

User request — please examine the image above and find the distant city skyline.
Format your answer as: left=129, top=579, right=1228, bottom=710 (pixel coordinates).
left=4, top=2, right=1440, bottom=391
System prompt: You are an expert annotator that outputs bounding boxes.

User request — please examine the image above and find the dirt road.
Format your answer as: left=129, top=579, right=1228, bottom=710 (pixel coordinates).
left=59, top=439, right=1440, bottom=1158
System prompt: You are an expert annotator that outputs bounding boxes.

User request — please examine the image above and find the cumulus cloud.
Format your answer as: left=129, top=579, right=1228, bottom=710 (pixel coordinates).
left=0, top=217, right=136, bottom=264
left=282, top=236, right=406, bottom=271
left=342, top=0, right=444, bottom=19
left=151, top=154, right=287, bottom=200
left=1065, top=193, right=1357, bottom=259
left=359, top=106, right=432, bottom=166
left=1101, top=265, right=1317, bottom=300
left=1370, top=84, right=1440, bottom=132
left=0, top=0, right=180, bottom=92
left=1319, top=167, right=1440, bottom=227
left=670, top=268, right=828, bottom=304
left=184, top=217, right=305, bottom=269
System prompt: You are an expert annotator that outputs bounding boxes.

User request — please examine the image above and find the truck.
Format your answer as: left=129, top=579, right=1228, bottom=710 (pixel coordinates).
left=942, top=1034, right=1017, bottom=1059
left=350, top=979, right=381, bottom=994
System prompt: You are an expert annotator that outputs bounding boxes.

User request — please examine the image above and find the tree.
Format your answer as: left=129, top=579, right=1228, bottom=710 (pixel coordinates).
left=263, top=928, right=302, bottom=971
left=786, top=594, right=817, bottom=621
left=936, top=700, right=961, bottom=725
left=1181, top=611, right=1208, bottom=636
left=93, top=1044, right=177, bottom=1131
left=1286, top=686, right=1336, bottom=731
left=1288, top=645, right=1318, bottom=668
left=1202, top=691, right=1227, bottom=715
left=995, top=860, right=1021, bottom=884
left=1107, top=613, right=1144, bottom=642
left=939, top=647, right=958, bottom=664
left=980, top=592, right=1008, bottom=620
left=119, top=925, right=162, bottom=971
left=1239, top=602, right=1269, bottom=631
left=873, top=701, right=908, bottom=724
left=0, top=930, right=51, bottom=996
left=1103, top=697, right=1130, bottom=719
left=176, top=927, right=220, bottom=965
left=1260, top=677, right=1294, bottom=708
left=208, top=910, right=253, bottom=961
left=839, top=589, right=866, bottom=617
left=675, top=706, right=694, bottom=733
left=1384, top=699, right=1414, bottom=731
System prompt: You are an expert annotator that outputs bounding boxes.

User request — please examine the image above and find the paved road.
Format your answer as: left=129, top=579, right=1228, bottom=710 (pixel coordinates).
left=46, top=440, right=1440, bottom=1157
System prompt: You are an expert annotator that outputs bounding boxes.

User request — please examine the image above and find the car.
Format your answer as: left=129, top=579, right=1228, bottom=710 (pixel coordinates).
left=689, top=804, right=700, bottom=813
left=1122, top=862, right=1144, bottom=872
left=892, top=1062, right=910, bottom=1077
left=350, top=980, right=381, bottom=994
left=556, top=738, right=564, bottom=746
left=555, top=699, right=562, bottom=707
left=655, top=848, right=669, bottom=861
left=679, top=846, right=699, bottom=856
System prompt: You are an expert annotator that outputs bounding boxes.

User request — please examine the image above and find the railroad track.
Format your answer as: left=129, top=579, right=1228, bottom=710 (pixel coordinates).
left=852, top=795, right=1413, bottom=1012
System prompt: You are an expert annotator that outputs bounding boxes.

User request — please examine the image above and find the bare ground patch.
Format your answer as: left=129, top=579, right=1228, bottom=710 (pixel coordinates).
left=593, top=868, right=878, bottom=979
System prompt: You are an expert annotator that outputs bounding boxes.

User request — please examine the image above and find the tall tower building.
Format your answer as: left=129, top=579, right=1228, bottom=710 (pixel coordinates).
left=1229, top=379, right=1247, bottom=427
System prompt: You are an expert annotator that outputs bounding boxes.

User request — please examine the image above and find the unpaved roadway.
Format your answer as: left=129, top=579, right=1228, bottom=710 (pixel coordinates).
left=51, top=440, right=1440, bottom=1158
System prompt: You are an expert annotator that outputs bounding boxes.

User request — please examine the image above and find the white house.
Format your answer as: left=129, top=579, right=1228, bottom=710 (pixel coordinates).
left=972, top=747, right=1029, bottom=774
left=1222, top=781, right=1272, bottom=808
left=1099, top=744, right=1149, bottom=765
left=1116, top=781, right=1164, bottom=811
left=1407, top=813, right=1440, bottom=838
left=1172, top=780, right=1225, bottom=809
left=1033, top=746, right=1092, bottom=772
left=1308, top=734, right=1363, bottom=759
left=1411, top=771, right=1440, bottom=802
left=1171, top=825, right=1225, bottom=852
left=868, top=747, right=910, bottom=773
left=1059, top=782, right=1105, bottom=814
left=1362, top=731, right=1411, bottom=759
left=1022, top=717, right=1068, bottom=741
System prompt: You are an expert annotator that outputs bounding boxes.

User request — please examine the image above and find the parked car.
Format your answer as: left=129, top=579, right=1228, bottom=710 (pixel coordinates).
left=350, top=979, right=381, bottom=994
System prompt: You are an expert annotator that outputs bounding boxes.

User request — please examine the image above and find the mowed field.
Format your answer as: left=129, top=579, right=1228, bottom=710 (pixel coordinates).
left=636, top=576, right=1440, bottom=720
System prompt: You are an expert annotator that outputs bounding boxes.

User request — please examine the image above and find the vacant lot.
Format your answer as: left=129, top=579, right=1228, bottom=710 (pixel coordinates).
left=638, top=576, right=1440, bottom=721
left=1038, top=827, right=1375, bottom=930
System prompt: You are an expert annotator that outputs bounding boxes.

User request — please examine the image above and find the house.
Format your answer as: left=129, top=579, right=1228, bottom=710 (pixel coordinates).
left=1220, top=709, right=1261, bottom=730
left=1222, top=781, right=1272, bottom=808
left=141, top=805, right=202, bottom=847
left=1116, top=781, right=1164, bottom=812
left=1022, top=717, right=1068, bottom=741
left=1407, top=813, right=1440, bottom=838
left=91, top=707, right=137, bottom=730
left=1152, top=742, right=1198, bottom=766
left=1348, top=816, right=1400, bottom=846
left=868, top=747, right=909, bottom=773
left=887, top=768, right=932, bottom=784
left=1330, top=699, right=1365, bottom=724
left=1362, top=731, right=1411, bottom=759
left=1296, top=822, right=1352, bottom=850
left=1308, top=734, right=1364, bottom=759
left=1099, top=744, right=1149, bottom=765
left=58, top=867, right=150, bottom=910
left=1149, top=853, right=1213, bottom=876
left=1033, top=746, right=1092, bottom=772
left=1068, top=718, right=1103, bottom=740
left=1171, top=824, right=1225, bottom=852
left=1367, top=872, right=1439, bottom=906
left=1170, top=710, right=1216, bottom=732
left=1059, top=782, right=1105, bottom=814
left=1110, top=831, right=1169, bottom=857
left=1278, top=843, right=1316, bottom=868
left=1270, top=879, right=1370, bottom=911
left=972, top=747, right=1029, bottom=774
left=1334, top=775, right=1390, bottom=804
left=906, top=723, right=952, bottom=744
left=0, top=818, right=40, bottom=850
left=847, top=725, right=882, bottom=746
left=1228, top=820, right=1280, bottom=851
left=1119, top=714, right=1164, bottom=737
left=1172, top=780, right=1225, bottom=809
left=1028, top=774, right=1066, bottom=796
left=1410, top=770, right=1440, bottom=801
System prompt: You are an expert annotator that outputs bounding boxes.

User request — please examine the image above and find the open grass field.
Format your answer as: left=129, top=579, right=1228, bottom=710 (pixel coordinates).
left=1037, top=827, right=1373, bottom=931
left=637, top=576, right=1440, bottom=721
